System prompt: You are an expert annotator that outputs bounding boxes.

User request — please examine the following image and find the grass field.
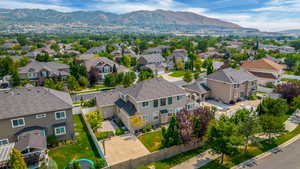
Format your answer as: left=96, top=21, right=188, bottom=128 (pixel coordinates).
left=138, top=130, right=163, bottom=152
left=169, top=71, right=186, bottom=77
left=48, top=115, right=102, bottom=169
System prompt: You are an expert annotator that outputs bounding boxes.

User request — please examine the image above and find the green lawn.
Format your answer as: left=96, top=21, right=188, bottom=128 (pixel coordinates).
left=48, top=115, right=102, bottom=169
left=169, top=71, right=186, bottom=77
left=201, top=125, right=300, bottom=169
left=137, top=146, right=207, bottom=169
left=138, top=130, right=163, bottom=152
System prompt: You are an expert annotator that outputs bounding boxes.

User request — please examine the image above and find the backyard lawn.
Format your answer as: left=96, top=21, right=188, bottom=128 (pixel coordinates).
left=138, top=130, right=163, bottom=152
left=48, top=114, right=102, bottom=169
left=169, top=71, right=186, bottom=77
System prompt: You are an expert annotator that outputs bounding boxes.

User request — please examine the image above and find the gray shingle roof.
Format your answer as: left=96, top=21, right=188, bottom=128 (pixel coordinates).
left=140, top=54, right=165, bottom=64
left=84, top=57, right=129, bottom=72
left=185, top=79, right=210, bottom=94
left=15, top=133, right=46, bottom=151
left=206, top=68, right=257, bottom=83
left=120, top=78, right=186, bottom=102
left=19, top=61, right=69, bottom=76
left=0, top=87, right=73, bottom=120
left=96, top=90, right=120, bottom=107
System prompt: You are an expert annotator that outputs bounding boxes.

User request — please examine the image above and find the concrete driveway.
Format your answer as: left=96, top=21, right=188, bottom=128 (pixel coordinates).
left=100, top=134, right=150, bottom=166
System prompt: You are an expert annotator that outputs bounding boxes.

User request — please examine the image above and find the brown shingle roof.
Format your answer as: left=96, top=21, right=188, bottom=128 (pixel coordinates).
left=241, top=58, right=284, bottom=71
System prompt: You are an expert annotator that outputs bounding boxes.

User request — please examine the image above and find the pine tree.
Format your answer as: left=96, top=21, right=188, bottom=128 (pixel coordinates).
left=8, top=149, right=28, bottom=169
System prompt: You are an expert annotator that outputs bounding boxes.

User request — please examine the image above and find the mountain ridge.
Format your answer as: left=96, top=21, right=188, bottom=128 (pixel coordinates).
left=0, top=8, right=259, bottom=34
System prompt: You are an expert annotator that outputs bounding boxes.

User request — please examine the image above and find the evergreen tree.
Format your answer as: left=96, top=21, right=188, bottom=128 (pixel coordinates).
left=8, top=149, right=28, bottom=169
left=161, top=116, right=181, bottom=148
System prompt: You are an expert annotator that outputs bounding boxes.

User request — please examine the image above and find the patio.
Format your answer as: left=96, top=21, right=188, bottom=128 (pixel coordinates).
left=100, top=134, right=150, bottom=166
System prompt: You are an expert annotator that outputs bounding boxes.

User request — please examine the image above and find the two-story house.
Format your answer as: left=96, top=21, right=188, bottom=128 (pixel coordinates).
left=0, top=87, right=74, bottom=167
left=138, top=54, right=167, bottom=74
left=167, top=49, right=189, bottom=70
left=96, top=78, right=195, bottom=132
left=84, top=57, right=129, bottom=80
left=206, top=68, right=258, bottom=104
left=241, top=58, right=284, bottom=85
left=19, top=61, right=70, bottom=84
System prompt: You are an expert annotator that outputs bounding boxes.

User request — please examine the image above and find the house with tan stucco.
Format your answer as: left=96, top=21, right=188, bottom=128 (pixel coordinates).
left=241, top=58, right=284, bottom=85
left=206, top=68, right=258, bottom=104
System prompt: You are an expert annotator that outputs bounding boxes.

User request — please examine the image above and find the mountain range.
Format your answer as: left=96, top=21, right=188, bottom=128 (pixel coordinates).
left=0, top=8, right=259, bottom=35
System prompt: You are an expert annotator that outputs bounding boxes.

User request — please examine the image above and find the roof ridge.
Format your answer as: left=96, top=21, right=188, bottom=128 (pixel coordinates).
left=46, top=88, right=73, bottom=107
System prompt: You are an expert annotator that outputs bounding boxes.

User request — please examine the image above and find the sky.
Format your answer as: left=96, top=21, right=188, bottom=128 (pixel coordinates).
left=0, top=0, right=300, bottom=32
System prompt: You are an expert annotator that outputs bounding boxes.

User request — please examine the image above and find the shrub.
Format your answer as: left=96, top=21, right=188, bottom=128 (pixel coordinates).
left=86, top=110, right=103, bottom=131
left=248, top=94, right=257, bottom=100
left=115, top=128, right=125, bottom=136
left=95, top=158, right=106, bottom=169
left=265, top=82, right=275, bottom=88
left=82, top=99, right=96, bottom=108
left=96, top=131, right=114, bottom=140
left=47, top=135, right=58, bottom=147
left=143, top=124, right=153, bottom=133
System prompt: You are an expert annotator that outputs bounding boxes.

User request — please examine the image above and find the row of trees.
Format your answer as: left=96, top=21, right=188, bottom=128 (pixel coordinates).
left=104, top=72, right=136, bottom=88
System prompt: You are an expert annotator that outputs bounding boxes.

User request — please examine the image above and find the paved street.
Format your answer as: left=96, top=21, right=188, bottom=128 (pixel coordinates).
left=246, top=139, right=300, bottom=169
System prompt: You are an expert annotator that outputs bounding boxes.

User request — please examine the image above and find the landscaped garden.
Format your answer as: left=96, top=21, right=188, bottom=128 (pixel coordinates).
left=138, top=130, right=163, bottom=152
left=169, top=70, right=186, bottom=77
left=48, top=115, right=104, bottom=169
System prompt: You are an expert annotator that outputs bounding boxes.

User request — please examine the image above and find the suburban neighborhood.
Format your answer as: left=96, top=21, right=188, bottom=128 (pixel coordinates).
left=0, top=3, right=300, bottom=169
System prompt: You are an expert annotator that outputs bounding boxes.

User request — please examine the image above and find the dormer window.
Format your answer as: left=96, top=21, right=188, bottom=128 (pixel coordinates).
left=103, top=65, right=111, bottom=73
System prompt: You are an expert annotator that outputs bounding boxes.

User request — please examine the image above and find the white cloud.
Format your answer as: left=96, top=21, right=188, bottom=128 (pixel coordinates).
left=0, top=0, right=77, bottom=12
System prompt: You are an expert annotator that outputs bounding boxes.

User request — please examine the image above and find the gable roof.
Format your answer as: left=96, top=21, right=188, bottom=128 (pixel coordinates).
left=185, top=78, right=210, bottom=94
left=0, top=87, right=73, bottom=120
left=140, top=54, right=165, bottom=64
left=84, top=57, right=129, bottom=72
left=120, top=78, right=186, bottom=102
left=206, top=68, right=257, bottom=84
left=241, top=58, right=284, bottom=71
left=19, top=61, right=69, bottom=75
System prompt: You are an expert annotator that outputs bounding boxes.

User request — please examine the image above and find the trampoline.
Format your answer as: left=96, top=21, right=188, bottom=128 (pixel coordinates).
left=65, top=159, right=94, bottom=169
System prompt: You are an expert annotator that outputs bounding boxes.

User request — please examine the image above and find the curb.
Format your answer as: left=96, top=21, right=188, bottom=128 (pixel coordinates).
left=231, top=133, right=300, bottom=169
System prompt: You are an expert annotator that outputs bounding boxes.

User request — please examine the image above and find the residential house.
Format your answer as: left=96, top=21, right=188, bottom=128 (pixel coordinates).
left=144, top=45, right=170, bottom=54
left=259, top=44, right=296, bottom=53
left=19, top=61, right=70, bottom=84
left=241, top=58, right=284, bottom=85
left=184, top=77, right=210, bottom=102
left=0, top=87, right=74, bottom=167
left=167, top=49, right=189, bottom=70
left=206, top=68, right=258, bottom=104
left=86, top=46, right=106, bottom=54
left=96, top=78, right=195, bottom=132
left=0, top=75, right=11, bottom=89
left=139, top=54, right=166, bottom=74
left=84, top=57, right=129, bottom=80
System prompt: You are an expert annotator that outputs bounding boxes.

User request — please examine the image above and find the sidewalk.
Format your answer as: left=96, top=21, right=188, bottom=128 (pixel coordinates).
left=231, top=134, right=300, bottom=169
left=171, top=150, right=219, bottom=169
left=285, top=109, right=300, bottom=132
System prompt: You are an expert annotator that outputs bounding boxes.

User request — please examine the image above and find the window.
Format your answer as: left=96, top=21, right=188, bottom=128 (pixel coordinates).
left=103, top=66, right=111, bottom=73
left=177, top=95, right=183, bottom=101
left=55, top=111, right=66, bottom=120
left=175, top=108, right=183, bottom=113
left=11, top=118, right=25, bottom=128
left=160, top=98, right=166, bottom=106
left=186, top=104, right=193, bottom=111
left=168, top=97, right=173, bottom=105
left=153, top=116, right=159, bottom=120
left=36, top=114, right=46, bottom=119
left=54, top=126, right=66, bottom=136
left=234, top=84, right=240, bottom=88
left=142, top=101, right=149, bottom=108
left=0, top=139, right=9, bottom=145
left=153, top=100, right=159, bottom=108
